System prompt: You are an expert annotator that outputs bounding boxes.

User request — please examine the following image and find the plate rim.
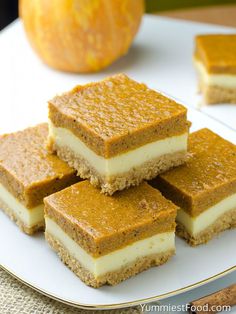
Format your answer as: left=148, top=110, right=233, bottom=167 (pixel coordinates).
left=1, top=263, right=235, bottom=310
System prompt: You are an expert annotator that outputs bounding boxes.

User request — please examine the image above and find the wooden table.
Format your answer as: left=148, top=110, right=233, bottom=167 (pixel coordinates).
left=157, top=4, right=236, bottom=28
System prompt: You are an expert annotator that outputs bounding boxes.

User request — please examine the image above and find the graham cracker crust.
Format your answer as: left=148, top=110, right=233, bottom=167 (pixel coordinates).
left=201, top=83, right=236, bottom=104
left=0, top=198, right=44, bottom=235
left=45, top=231, right=175, bottom=288
left=176, top=207, right=236, bottom=246
left=52, top=143, right=186, bottom=195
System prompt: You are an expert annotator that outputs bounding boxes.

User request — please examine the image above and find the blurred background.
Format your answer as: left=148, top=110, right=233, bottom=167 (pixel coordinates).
left=0, top=0, right=17, bottom=30
left=1, top=0, right=236, bottom=30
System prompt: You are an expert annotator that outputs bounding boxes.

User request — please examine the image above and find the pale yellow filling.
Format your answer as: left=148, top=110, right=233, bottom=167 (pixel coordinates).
left=0, top=183, right=44, bottom=228
left=177, top=192, right=236, bottom=236
left=48, top=120, right=188, bottom=177
left=45, top=217, right=175, bottom=278
left=194, top=58, right=236, bottom=88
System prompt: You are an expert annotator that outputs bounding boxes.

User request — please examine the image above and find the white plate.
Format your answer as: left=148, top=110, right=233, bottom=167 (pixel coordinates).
left=0, top=107, right=236, bottom=310
left=0, top=15, right=236, bottom=310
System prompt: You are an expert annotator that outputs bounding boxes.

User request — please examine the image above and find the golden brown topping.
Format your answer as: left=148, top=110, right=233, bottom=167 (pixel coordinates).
left=195, top=34, right=236, bottom=74
left=50, top=74, right=187, bottom=140
left=160, top=128, right=236, bottom=196
left=45, top=180, right=177, bottom=239
left=152, top=128, right=236, bottom=216
left=139, top=199, right=149, bottom=209
left=0, top=123, right=75, bottom=189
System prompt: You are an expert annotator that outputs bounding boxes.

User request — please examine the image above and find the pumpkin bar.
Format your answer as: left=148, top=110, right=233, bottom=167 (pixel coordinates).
left=44, top=180, right=178, bottom=288
left=151, top=128, right=236, bottom=246
left=194, top=34, right=236, bottom=104
left=47, top=73, right=189, bottom=195
left=0, top=123, right=79, bottom=234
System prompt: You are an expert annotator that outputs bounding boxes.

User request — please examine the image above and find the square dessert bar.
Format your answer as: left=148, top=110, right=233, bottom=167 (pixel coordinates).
left=48, top=73, right=189, bottom=195
left=151, top=128, right=236, bottom=246
left=44, top=181, right=178, bottom=288
left=194, top=34, right=236, bottom=104
left=0, top=123, right=78, bottom=234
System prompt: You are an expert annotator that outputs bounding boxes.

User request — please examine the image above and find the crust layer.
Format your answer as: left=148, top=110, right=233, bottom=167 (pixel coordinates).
left=52, top=143, right=186, bottom=195
left=0, top=198, right=44, bottom=235
left=201, top=83, right=236, bottom=104
left=45, top=232, right=175, bottom=288
left=176, top=207, right=236, bottom=246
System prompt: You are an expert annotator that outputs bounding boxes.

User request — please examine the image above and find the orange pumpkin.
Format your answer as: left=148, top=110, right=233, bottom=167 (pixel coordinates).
left=19, top=0, right=144, bottom=73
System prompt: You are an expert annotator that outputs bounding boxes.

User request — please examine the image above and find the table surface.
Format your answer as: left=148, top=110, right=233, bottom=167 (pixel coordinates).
left=0, top=7, right=236, bottom=314
left=158, top=4, right=236, bottom=28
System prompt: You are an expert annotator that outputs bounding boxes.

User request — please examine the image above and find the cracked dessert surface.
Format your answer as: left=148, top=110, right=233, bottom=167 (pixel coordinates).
left=44, top=181, right=178, bottom=257
left=0, top=123, right=79, bottom=233
left=0, top=123, right=78, bottom=208
left=48, top=73, right=188, bottom=158
left=44, top=181, right=177, bottom=287
left=151, top=128, right=236, bottom=244
left=48, top=74, right=189, bottom=194
left=152, top=128, right=236, bottom=217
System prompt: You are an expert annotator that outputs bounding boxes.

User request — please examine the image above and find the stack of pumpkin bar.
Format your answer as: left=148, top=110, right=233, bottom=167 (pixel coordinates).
left=0, top=74, right=235, bottom=288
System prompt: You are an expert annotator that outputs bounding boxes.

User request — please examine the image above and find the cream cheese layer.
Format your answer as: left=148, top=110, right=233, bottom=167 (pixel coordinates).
left=194, top=59, right=236, bottom=88
left=45, top=217, right=175, bottom=278
left=48, top=120, right=188, bottom=177
left=177, top=192, right=236, bottom=236
left=0, top=183, right=44, bottom=227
